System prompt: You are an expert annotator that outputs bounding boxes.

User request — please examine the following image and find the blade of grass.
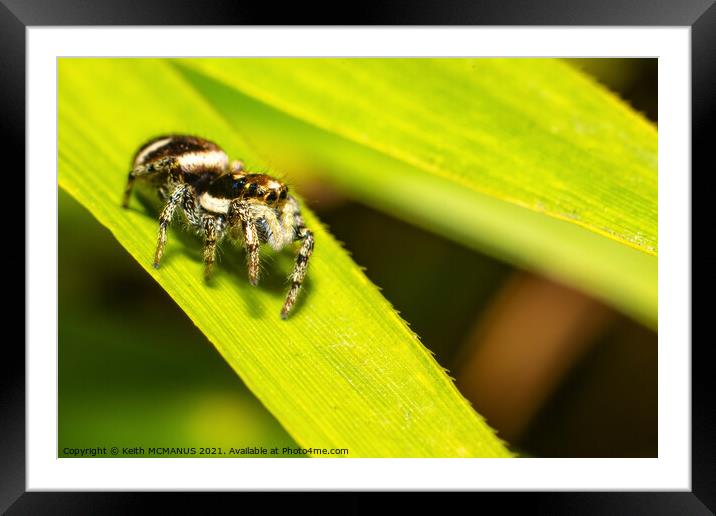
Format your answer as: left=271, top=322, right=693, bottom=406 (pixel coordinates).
left=58, top=58, right=512, bottom=457
left=175, top=58, right=657, bottom=254
left=171, top=59, right=657, bottom=327
left=59, top=190, right=297, bottom=457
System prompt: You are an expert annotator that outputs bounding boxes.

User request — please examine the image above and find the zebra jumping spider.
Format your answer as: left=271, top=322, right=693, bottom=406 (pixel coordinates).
left=122, top=134, right=314, bottom=319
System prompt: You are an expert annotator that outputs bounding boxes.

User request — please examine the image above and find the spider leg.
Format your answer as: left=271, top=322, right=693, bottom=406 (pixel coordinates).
left=122, top=173, right=137, bottom=208
left=281, top=225, right=314, bottom=319
left=153, top=183, right=188, bottom=268
left=230, top=160, right=245, bottom=173
left=202, top=214, right=220, bottom=280
left=229, top=200, right=261, bottom=286
left=257, top=206, right=285, bottom=251
left=122, top=157, right=179, bottom=208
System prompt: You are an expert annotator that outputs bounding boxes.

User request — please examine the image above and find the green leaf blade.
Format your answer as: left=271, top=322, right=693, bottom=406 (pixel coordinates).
left=59, top=58, right=512, bottom=458
left=175, top=58, right=657, bottom=254
left=171, top=58, right=657, bottom=327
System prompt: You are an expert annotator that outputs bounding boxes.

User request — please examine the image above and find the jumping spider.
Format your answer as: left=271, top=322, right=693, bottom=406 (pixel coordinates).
left=122, top=134, right=314, bottom=319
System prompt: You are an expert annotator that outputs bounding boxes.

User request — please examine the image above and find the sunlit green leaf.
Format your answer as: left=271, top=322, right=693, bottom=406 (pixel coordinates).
left=58, top=58, right=512, bottom=458
left=173, top=58, right=657, bottom=327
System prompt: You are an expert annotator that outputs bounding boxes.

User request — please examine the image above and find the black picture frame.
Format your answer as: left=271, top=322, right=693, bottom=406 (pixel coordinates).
left=4, top=0, right=712, bottom=512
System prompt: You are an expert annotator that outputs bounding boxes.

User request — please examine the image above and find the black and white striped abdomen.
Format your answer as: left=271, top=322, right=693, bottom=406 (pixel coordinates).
left=133, top=134, right=230, bottom=178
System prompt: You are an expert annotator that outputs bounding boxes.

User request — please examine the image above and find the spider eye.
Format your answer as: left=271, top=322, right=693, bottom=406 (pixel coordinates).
left=232, top=178, right=245, bottom=192
left=279, top=188, right=288, bottom=200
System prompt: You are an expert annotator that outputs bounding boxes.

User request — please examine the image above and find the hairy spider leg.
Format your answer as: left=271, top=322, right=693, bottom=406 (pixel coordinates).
left=229, top=160, right=245, bottom=173
left=281, top=225, right=314, bottom=320
left=153, top=183, right=189, bottom=268
left=250, top=202, right=287, bottom=251
left=122, top=156, right=178, bottom=208
left=202, top=215, right=220, bottom=280
left=229, top=201, right=261, bottom=286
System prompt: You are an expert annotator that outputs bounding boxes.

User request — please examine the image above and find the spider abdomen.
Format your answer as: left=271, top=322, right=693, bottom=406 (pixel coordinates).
left=133, top=134, right=228, bottom=192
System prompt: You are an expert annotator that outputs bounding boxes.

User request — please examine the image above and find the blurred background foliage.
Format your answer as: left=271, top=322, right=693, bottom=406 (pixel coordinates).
left=59, top=58, right=657, bottom=458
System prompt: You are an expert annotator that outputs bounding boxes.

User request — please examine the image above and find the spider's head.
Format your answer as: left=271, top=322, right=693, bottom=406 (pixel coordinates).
left=240, top=174, right=289, bottom=206
left=206, top=173, right=288, bottom=207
